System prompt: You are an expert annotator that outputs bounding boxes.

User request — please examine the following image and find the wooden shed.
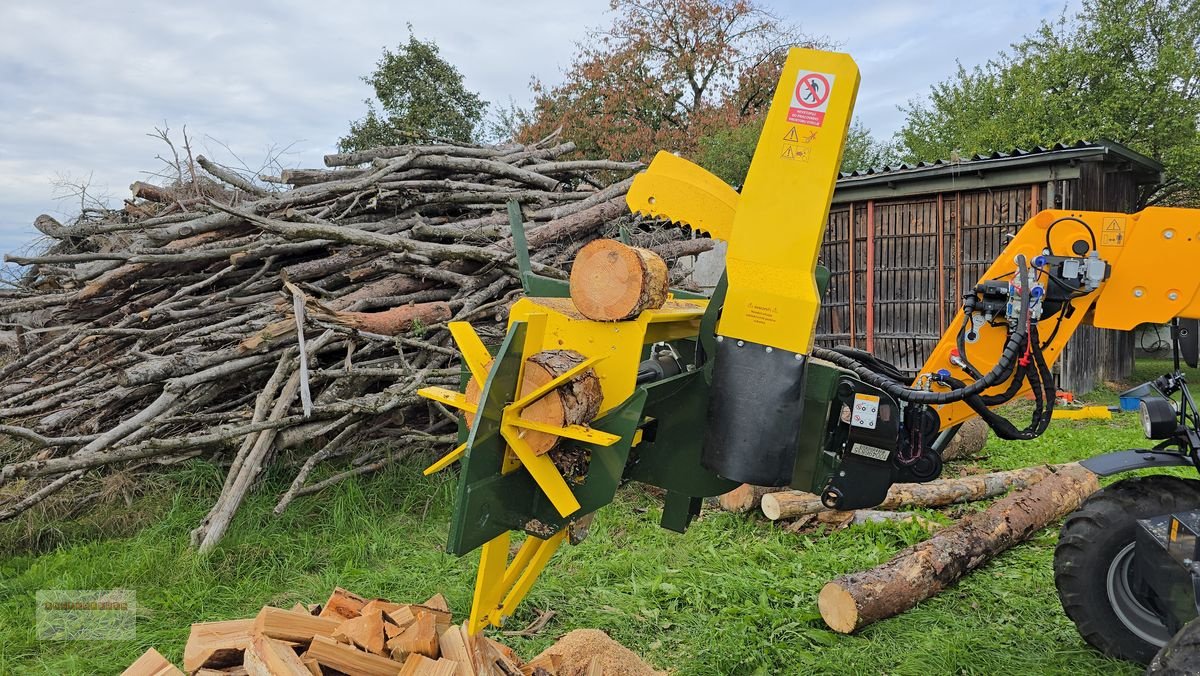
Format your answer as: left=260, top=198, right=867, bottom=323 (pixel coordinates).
left=814, top=140, right=1163, bottom=393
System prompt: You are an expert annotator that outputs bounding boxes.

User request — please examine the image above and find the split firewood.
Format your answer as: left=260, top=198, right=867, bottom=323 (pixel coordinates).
left=319, top=587, right=368, bottom=621
left=332, top=608, right=387, bottom=655
left=121, top=648, right=184, bottom=676
left=243, top=635, right=311, bottom=676
left=183, top=618, right=255, bottom=672
left=569, top=239, right=668, bottom=321
left=125, top=586, right=658, bottom=675
left=760, top=464, right=1062, bottom=520
left=818, top=462, right=1100, bottom=633
left=389, top=611, right=440, bottom=661
left=254, top=606, right=341, bottom=643
left=308, top=634, right=407, bottom=675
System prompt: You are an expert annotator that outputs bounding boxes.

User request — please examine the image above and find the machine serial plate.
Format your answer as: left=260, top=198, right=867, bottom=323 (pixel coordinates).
left=850, top=444, right=890, bottom=461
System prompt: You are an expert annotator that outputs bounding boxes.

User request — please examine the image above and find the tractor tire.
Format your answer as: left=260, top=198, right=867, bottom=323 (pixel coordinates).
left=1054, top=475, right=1200, bottom=665
left=1148, top=616, right=1200, bottom=675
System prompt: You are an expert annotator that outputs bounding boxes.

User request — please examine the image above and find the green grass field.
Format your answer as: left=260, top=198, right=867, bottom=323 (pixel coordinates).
left=1, top=359, right=1194, bottom=675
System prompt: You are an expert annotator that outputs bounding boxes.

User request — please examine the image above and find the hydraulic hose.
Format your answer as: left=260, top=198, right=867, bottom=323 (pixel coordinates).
left=944, top=324, right=1056, bottom=440
left=812, top=256, right=1033, bottom=405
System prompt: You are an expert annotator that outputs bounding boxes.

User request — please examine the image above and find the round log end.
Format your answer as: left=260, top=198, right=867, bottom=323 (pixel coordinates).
left=761, top=493, right=783, bottom=521
left=817, top=582, right=859, bottom=634
left=569, top=239, right=668, bottom=321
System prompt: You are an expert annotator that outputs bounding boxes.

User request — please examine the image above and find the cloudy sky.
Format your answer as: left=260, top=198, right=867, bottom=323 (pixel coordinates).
left=0, top=0, right=1079, bottom=258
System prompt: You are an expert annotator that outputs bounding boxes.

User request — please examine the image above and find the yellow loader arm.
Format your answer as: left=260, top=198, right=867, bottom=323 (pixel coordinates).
left=910, top=207, right=1200, bottom=429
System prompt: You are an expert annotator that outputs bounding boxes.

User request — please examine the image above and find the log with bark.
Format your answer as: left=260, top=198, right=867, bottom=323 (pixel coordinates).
left=817, top=462, right=1100, bottom=633
left=569, top=239, right=668, bottom=321
left=0, top=134, right=710, bottom=548
left=760, top=464, right=1063, bottom=521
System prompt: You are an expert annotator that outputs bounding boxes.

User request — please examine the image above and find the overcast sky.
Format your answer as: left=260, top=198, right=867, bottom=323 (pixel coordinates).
left=0, top=0, right=1079, bottom=259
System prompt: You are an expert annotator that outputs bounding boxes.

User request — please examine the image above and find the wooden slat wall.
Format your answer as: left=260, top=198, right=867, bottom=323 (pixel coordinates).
left=815, top=208, right=852, bottom=347
left=817, top=170, right=1136, bottom=393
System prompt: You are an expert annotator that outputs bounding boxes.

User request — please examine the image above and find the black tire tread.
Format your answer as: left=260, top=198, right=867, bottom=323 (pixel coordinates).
left=1054, top=475, right=1200, bottom=664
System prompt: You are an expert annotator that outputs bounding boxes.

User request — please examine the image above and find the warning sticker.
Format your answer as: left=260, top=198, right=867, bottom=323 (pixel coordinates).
left=788, top=71, right=835, bottom=127
left=1101, top=216, right=1127, bottom=246
left=851, top=393, right=880, bottom=429
left=780, top=145, right=810, bottom=162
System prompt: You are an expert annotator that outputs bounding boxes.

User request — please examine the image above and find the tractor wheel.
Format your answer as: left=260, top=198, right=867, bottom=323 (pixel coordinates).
left=1148, top=616, right=1200, bottom=675
left=1054, top=475, right=1200, bottom=664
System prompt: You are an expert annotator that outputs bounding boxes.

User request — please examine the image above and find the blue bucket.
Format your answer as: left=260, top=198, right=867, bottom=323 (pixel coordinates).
left=1119, top=397, right=1141, bottom=412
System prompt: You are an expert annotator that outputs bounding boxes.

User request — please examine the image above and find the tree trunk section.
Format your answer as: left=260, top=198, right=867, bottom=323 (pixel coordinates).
left=718, top=484, right=778, bottom=513
left=569, top=240, right=668, bottom=321
left=312, top=301, right=452, bottom=336
left=940, top=417, right=989, bottom=461
left=761, top=464, right=1061, bottom=520
left=464, top=350, right=602, bottom=455
left=818, top=462, right=1099, bottom=633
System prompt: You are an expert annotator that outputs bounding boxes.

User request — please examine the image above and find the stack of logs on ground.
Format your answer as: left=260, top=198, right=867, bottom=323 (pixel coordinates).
left=715, top=449, right=1101, bottom=634
left=0, top=137, right=711, bottom=549
left=121, top=587, right=661, bottom=676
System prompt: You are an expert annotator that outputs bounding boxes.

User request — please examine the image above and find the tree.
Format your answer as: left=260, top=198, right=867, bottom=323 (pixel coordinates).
left=340, top=29, right=486, bottom=152
left=697, top=117, right=897, bottom=186
left=520, top=0, right=830, bottom=161
left=898, top=0, right=1200, bottom=204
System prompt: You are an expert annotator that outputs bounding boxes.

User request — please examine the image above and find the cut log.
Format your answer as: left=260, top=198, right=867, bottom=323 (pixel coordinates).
left=818, top=462, right=1100, bottom=633
left=244, top=635, right=311, bottom=676
left=569, top=239, right=668, bottom=321
left=320, top=587, right=369, bottom=621
left=254, top=606, right=341, bottom=643
left=121, top=648, right=184, bottom=676
left=940, top=417, right=989, bottom=461
left=183, top=618, right=255, bottom=672
left=761, top=464, right=1062, bottom=520
left=333, top=608, right=388, bottom=655
left=717, top=484, right=777, bottom=513
left=463, top=350, right=602, bottom=456
left=308, top=634, right=406, bottom=676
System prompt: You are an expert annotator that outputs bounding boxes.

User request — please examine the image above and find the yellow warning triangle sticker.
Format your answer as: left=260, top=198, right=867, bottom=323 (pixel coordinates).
left=783, top=126, right=799, bottom=143
left=1105, top=219, right=1121, bottom=231
left=782, top=146, right=794, bottom=159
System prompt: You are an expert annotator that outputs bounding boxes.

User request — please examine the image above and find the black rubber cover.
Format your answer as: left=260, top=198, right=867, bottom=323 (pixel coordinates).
left=701, top=337, right=807, bottom=486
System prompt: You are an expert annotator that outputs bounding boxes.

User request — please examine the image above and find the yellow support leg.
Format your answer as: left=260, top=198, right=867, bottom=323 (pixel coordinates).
left=495, top=530, right=566, bottom=622
left=467, top=532, right=511, bottom=635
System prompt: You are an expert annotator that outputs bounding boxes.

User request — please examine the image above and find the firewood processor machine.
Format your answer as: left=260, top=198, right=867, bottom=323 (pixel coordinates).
left=415, top=47, right=1200, bottom=664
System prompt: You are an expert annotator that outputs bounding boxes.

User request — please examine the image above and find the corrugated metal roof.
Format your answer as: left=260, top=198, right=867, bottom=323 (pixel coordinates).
left=837, top=138, right=1162, bottom=183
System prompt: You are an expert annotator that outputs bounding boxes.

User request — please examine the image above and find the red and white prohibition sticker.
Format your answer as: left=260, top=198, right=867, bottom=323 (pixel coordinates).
left=788, top=70, right=835, bottom=127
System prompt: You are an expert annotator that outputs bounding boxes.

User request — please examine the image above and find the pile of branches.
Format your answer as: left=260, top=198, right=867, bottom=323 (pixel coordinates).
left=0, top=136, right=711, bottom=550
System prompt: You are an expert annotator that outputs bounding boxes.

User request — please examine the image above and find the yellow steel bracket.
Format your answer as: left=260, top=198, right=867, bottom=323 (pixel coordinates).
left=467, top=529, right=567, bottom=634
left=417, top=319, right=620, bottom=516
left=626, top=151, right=738, bottom=242
left=720, top=48, right=860, bottom=354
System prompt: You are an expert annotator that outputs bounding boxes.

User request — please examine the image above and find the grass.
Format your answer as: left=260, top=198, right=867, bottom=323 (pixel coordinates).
left=1, top=360, right=1196, bottom=675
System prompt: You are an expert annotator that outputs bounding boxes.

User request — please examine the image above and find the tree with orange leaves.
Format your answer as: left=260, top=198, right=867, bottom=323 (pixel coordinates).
left=520, top=0, right=830, bottom=162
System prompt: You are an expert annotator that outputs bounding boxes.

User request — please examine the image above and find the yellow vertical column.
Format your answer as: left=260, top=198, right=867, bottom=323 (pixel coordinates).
left=719, top=48, right=860, bottom=354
